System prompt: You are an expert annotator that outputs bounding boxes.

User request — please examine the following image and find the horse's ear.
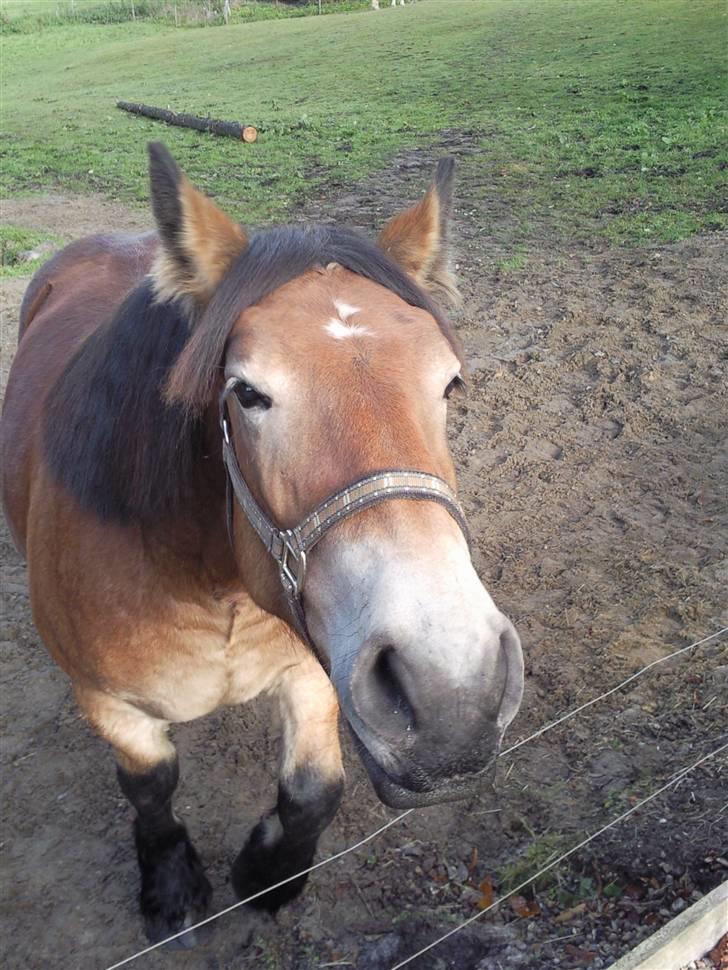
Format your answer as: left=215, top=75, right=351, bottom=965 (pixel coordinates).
left=148, top=142, right=248, bottom=303
left=377, top=158, right=460, bottom=305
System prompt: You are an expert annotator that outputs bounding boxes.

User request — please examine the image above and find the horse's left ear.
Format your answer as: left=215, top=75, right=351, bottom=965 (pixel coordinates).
left=148, top=141, right=248, bottom=303
left=377, top=158, right=460, bottom=305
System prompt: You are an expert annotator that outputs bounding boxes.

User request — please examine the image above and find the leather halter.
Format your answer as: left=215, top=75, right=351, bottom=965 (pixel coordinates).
left=220, top=377, right=470, bottom=646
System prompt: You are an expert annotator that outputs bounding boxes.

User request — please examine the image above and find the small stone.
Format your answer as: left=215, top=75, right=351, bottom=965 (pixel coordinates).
left=701, top=641, right=727, bottom=659
left=523, top=439, right=563, bottom=461
left=617, top=706, right=643, bottom=724
left=447, top=861, right=469, bottom=882
left=710, top=665, right=728, bottom=686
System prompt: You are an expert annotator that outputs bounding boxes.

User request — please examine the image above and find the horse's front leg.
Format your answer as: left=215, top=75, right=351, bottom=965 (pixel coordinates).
left=79, top=689, right=212, bottom=946
left=232, top=657, right=344, bottom=911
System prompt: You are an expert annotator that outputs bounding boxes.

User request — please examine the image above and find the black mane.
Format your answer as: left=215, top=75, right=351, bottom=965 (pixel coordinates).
left=44, top=225, right=456, bottom=525
left=44, top=278, right=205, bottom=524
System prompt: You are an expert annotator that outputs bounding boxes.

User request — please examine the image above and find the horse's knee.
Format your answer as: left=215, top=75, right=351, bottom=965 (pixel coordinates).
left=117, top=757, right=178, bottom=826
left=278, top=763, right=344, bottom=839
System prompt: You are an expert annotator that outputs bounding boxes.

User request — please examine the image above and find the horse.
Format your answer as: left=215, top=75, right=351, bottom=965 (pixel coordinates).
left=0, top=143, right=523, bottom=945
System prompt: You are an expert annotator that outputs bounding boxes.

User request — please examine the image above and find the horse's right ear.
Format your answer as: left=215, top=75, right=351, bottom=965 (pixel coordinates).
left=148, top=142, right=248, bottom=304
left=377, top=157, right=460, bottom=306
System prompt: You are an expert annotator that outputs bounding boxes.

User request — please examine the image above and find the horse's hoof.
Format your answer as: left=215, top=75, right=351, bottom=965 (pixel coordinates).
left=163, top=916, right=214, bottom=950
left=146, top=912, right=214, bottom=950
left=139, top=826, right=214, bottom=948
left=231, top=840, right=311, bottom=913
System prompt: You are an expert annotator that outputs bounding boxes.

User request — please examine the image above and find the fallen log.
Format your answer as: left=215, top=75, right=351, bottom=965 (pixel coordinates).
left=116, top=101, right=257, bottom=142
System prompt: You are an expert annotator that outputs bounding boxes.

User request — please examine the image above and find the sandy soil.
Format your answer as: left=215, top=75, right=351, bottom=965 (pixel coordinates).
left=1, top=161, right=727, bottom=970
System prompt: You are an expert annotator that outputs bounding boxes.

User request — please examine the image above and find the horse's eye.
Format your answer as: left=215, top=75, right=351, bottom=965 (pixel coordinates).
left=235, top=382, right=271, bottom=411
left=444, top=375, right=465, bottom=400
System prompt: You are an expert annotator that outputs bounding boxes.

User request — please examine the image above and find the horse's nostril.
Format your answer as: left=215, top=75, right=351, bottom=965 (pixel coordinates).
left=497, top=620, right=525, bottom=728
left=371, top=646, right=417, bottom=733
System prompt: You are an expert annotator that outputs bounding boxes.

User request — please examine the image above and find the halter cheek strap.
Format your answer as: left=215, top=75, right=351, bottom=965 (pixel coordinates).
left=220, top=378, right=470, bottom=646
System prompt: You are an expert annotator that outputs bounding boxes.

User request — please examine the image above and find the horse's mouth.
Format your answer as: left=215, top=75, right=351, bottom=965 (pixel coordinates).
left=350, top=727, right=498, bottom=809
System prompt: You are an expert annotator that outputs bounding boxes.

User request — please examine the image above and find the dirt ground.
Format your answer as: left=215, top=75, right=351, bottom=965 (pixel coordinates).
left=1, top=153, right=726, bottom=970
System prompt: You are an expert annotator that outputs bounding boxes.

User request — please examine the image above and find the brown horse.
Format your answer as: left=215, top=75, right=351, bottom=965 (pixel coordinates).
left=0, top=144, right=523, bottom=945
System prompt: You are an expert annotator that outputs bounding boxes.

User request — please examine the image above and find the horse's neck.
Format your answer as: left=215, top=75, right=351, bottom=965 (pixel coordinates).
left=142, top=420, right=239, bottom=590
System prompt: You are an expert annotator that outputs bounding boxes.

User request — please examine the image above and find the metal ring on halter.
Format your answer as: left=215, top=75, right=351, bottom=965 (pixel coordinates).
left=219, top=377, right=470, bottom=646
left=278, top=532, right=307, bottom=599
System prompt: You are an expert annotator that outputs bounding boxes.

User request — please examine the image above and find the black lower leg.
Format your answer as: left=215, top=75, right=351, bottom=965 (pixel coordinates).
left=232, top=766, right=344, bottom=912
left=117, top=758, right=212, bottom=945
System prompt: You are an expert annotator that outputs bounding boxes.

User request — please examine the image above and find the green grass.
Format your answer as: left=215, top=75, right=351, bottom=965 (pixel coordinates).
left=497, top=249, right=528, bottom=273
left=497, top=832, right=573, bottom=895
left=0, top=225, right=60, bottom=277
left=1, top=0, right=726, bottom=245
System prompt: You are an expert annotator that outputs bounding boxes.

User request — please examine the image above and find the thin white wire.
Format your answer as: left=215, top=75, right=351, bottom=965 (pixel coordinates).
left=388, top=740, right=728, bottom=969
left=104, top=809, right=413, bottom=970
left=103, top=623, right=727, bottom=968
left=500, top=625, right=728, bottom=758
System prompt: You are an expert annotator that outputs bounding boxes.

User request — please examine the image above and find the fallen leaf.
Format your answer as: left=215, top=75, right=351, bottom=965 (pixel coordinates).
left=564, top=943, right=597, bottom=965
left=554, top=901, right=586, bottom=924
left=510, top=894, right=541, bottom=918
left=624, top=883, right=644, bottom=900
left=708, top=930, right=728, bottom=970
left=475, top=876, right=494, bottom=909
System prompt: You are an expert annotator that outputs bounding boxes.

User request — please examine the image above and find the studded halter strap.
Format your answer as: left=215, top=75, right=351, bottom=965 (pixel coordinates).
left=220, top=377, right=470, bottom=646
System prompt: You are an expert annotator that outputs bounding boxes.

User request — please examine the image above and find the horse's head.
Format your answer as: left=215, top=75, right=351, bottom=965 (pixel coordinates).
left=149, top=143, right=523, bottom=808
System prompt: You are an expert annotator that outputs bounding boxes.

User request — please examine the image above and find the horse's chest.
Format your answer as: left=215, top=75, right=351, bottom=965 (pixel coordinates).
left=149, top=593, right=302, bottom=722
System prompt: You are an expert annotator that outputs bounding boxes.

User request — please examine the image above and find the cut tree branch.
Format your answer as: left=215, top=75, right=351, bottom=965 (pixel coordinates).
left=116, top=101, right=257, bottom=142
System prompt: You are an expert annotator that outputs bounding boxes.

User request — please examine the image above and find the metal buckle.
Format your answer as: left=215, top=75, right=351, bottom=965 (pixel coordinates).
left=220, top=377, right=241, bottom=445
left=278, top=532, right=307, bottom=598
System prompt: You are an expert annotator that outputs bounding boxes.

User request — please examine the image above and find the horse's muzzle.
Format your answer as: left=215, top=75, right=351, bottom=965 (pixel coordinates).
left=350, top=728, right=500, bottom=808
left=337, top=618, right=523, bottom=807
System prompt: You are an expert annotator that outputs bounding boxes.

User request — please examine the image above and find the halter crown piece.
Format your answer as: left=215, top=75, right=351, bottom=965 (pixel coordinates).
left=220, top=378, right=470, bottom=647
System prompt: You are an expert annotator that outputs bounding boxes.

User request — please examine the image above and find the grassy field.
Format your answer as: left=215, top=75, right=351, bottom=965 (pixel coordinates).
left=1, top=0, right=726, bottom=245
left=0, top=225, right=61, bottom=277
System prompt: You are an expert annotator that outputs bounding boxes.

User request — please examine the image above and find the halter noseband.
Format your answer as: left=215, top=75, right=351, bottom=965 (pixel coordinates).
left=220, top=377, right=470, bottom=646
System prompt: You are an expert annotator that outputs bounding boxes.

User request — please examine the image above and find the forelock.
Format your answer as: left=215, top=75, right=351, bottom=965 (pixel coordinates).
left=165, top=224, right=462, bottom=413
